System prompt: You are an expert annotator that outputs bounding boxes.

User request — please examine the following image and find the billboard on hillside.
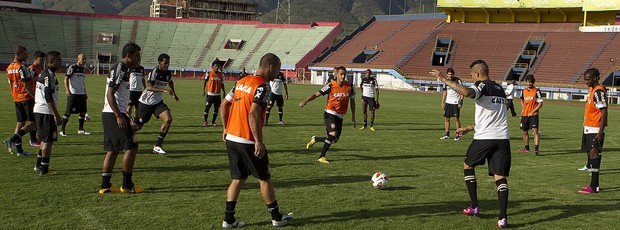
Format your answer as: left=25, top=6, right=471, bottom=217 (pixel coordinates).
left=583, top=0, right=620, bottom=11
left=438, top=0, right=582, bottom=8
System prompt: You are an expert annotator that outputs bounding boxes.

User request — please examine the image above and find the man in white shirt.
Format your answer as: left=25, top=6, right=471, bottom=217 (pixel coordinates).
left=505, top=80, right=517, bottom=118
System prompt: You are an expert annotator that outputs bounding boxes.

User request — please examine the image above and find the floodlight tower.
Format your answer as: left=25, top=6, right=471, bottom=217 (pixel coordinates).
left=276, top=0, right=290, bottom=24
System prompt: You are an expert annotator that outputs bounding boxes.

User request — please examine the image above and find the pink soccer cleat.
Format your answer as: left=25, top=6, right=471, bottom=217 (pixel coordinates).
left=517, top=148, right=529, bottom=153
left=462, top=206, right=480, bottom=216
left=579, top=186, right=599, bottom=194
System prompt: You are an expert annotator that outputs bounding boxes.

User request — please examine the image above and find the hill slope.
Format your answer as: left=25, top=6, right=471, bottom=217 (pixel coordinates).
left=42, top=0, right=440, bottom=34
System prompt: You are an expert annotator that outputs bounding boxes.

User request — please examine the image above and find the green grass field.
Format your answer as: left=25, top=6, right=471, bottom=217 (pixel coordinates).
left=1, top=76, right=619, bottom=229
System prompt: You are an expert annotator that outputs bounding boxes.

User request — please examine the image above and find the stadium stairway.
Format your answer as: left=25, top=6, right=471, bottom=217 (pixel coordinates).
left=588, top=33, right=620, bottom=80
left=194, top=24, right=222, bottom=68
left=531, top=32, right=607, bottom=83
left=239, top=28, right=272, bottom=70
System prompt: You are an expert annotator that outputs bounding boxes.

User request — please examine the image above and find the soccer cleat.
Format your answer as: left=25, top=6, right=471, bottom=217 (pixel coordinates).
left=578, top=165, right=589, bottom=171
left=517, top=148, right=529, bottom=153
left=77, top=130, right=90, bottom=135
left=203, top=121, right=208, bottom=127
left=279, top=121, right=286, bottom=126
left=272, top=212, right=294, bottom=227
left=98, top=185, right=120, bottom=194
left=462, top=206, right=480, bottom=216
left=120, top=185, right=144, bottom=194
left=211, top=123, right=217, bottom=127
left=534, top=150, right=540, bottom=155
left=306, top=136, right=316, bottom=149
left=454, top=136, right=460, bottom=141
left=5, top=138, right=15, bottom=154
left=34, top=164, right=41, bottom=173
left=222, top=220, right=246, bottom=229
left=578, top=186, right=599, bottom=194
left=496, top=218, right=508, bottom=228
left=317, top=157, right=330, bottom=164
left=359, top=126, right=366, bottom=130
left=369, top=127, right=376, bottom=132
left=440, top=135, right=449, bottom=140
left=59, top=131, right=67, bottom=137
left=153, top=146, right=167, bottom=155
left=29, top=140, right=41, bottom=147
left=16, top=151, right=31, bottom=157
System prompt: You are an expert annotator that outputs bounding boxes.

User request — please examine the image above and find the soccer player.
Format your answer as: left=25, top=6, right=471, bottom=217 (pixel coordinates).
left=265, top=72, right=288, bottom=125
left=126, top=64, right=146, bottom=118
left=359, top=69, right=379, bottom=131
left=60, top=53, right=89, bottom=136
left=440, top=68, right=463, bottom=140
left=136, top=53, right=179, bottom=155
left=100, top=42, right=143, bottom=194
left=578, top=68, right=607, bottom=194
left=4, top=45, right=36, bottom=156
left=33, top=51, right=62, bottom=176
left=202, top=61, right=225, bottom=127
left=238, top=67, right=247, bottom=79
left=505, top=80, right=517, bottom=118
left=27, top=51, right=46, bottom=147
left=431, top=60, right=511, bottom=228
left=219, top=53, right=293, bottom=228
left=518, top=75, right=543, bottom=155
left=300, top=66, right=356, bottom=164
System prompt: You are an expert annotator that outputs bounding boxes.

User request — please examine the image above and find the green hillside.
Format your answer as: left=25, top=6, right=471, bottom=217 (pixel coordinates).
left=42, top=0, right=441, bottom=35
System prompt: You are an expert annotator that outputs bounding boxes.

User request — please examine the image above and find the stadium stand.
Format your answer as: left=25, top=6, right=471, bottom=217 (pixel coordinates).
left=313, top=13, right=618, bottom=85
left=0, top=9, right=341, bottom=75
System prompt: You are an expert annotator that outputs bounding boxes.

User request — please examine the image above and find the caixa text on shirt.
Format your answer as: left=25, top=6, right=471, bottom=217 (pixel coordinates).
left=491, top=97, right=507, bottom=104
left=236, top=84, right=253, bottom=94
left=333, top=92, right=350, bottom=98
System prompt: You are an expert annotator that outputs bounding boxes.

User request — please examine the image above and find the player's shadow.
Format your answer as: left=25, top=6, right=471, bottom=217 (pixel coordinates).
left=148, top=175, right=373, bottom=193
left=136, top=164, right=229, bottom=173
left=340, top=153, right=463, bottom=161
left=537, top=149, right=582, bottom=156
left=509, top=199, right=620, bottom=227
left=283, top=198, right=548, bottom=227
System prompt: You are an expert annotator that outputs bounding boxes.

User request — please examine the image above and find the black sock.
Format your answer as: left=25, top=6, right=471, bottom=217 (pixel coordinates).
left=212, top=112, right=219, bottom=124
left=590, top=156, right=601, bottom=189
left=525, top=145, right=530, bottom=150
left=464, top=169, right=478, bottom=208
left=363, top=121, right=368, bottom=127
left=265, top=111, right=271, bottom=123
left=122, top=171, right=134, bottom=189
left=371, top=121, right=374, bottom=127
left=11, top=130, right=26, bottom=153
left=267, top=201, right=283, bottom=221
left=40, top=157, right=50, bottom=174
left=278, top=111, right=283, bottom=122
left=224, top=201, right=237, bottom=224
left=319, top=135, right=335, bottom=158
left=445, top=132, right=449, bottom=137
left=78, top=116, right=85, bottom=130
left=315, top=137, right=326, bottom=142
left=61, top=116, right=69, bottom=132
left=203, top=112, right=208, bottom=123
left=101, top=172, right=112, bottom=189
left=156, top=132, right=167, bottom=147
left=30, top=130, right=38, bottom=142
left=10, top=129, right=26, bottom=142
left=535, top=145, right=539, bottom=151
left=496, top=178, right=509, bottom=219
left=36, top=150, right=42, bottom=168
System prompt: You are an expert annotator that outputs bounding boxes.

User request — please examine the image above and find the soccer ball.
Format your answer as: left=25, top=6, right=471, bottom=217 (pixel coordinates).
left=371, top=172, right=388, bottom=189
left=84, top=113, right=91, bottom=121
